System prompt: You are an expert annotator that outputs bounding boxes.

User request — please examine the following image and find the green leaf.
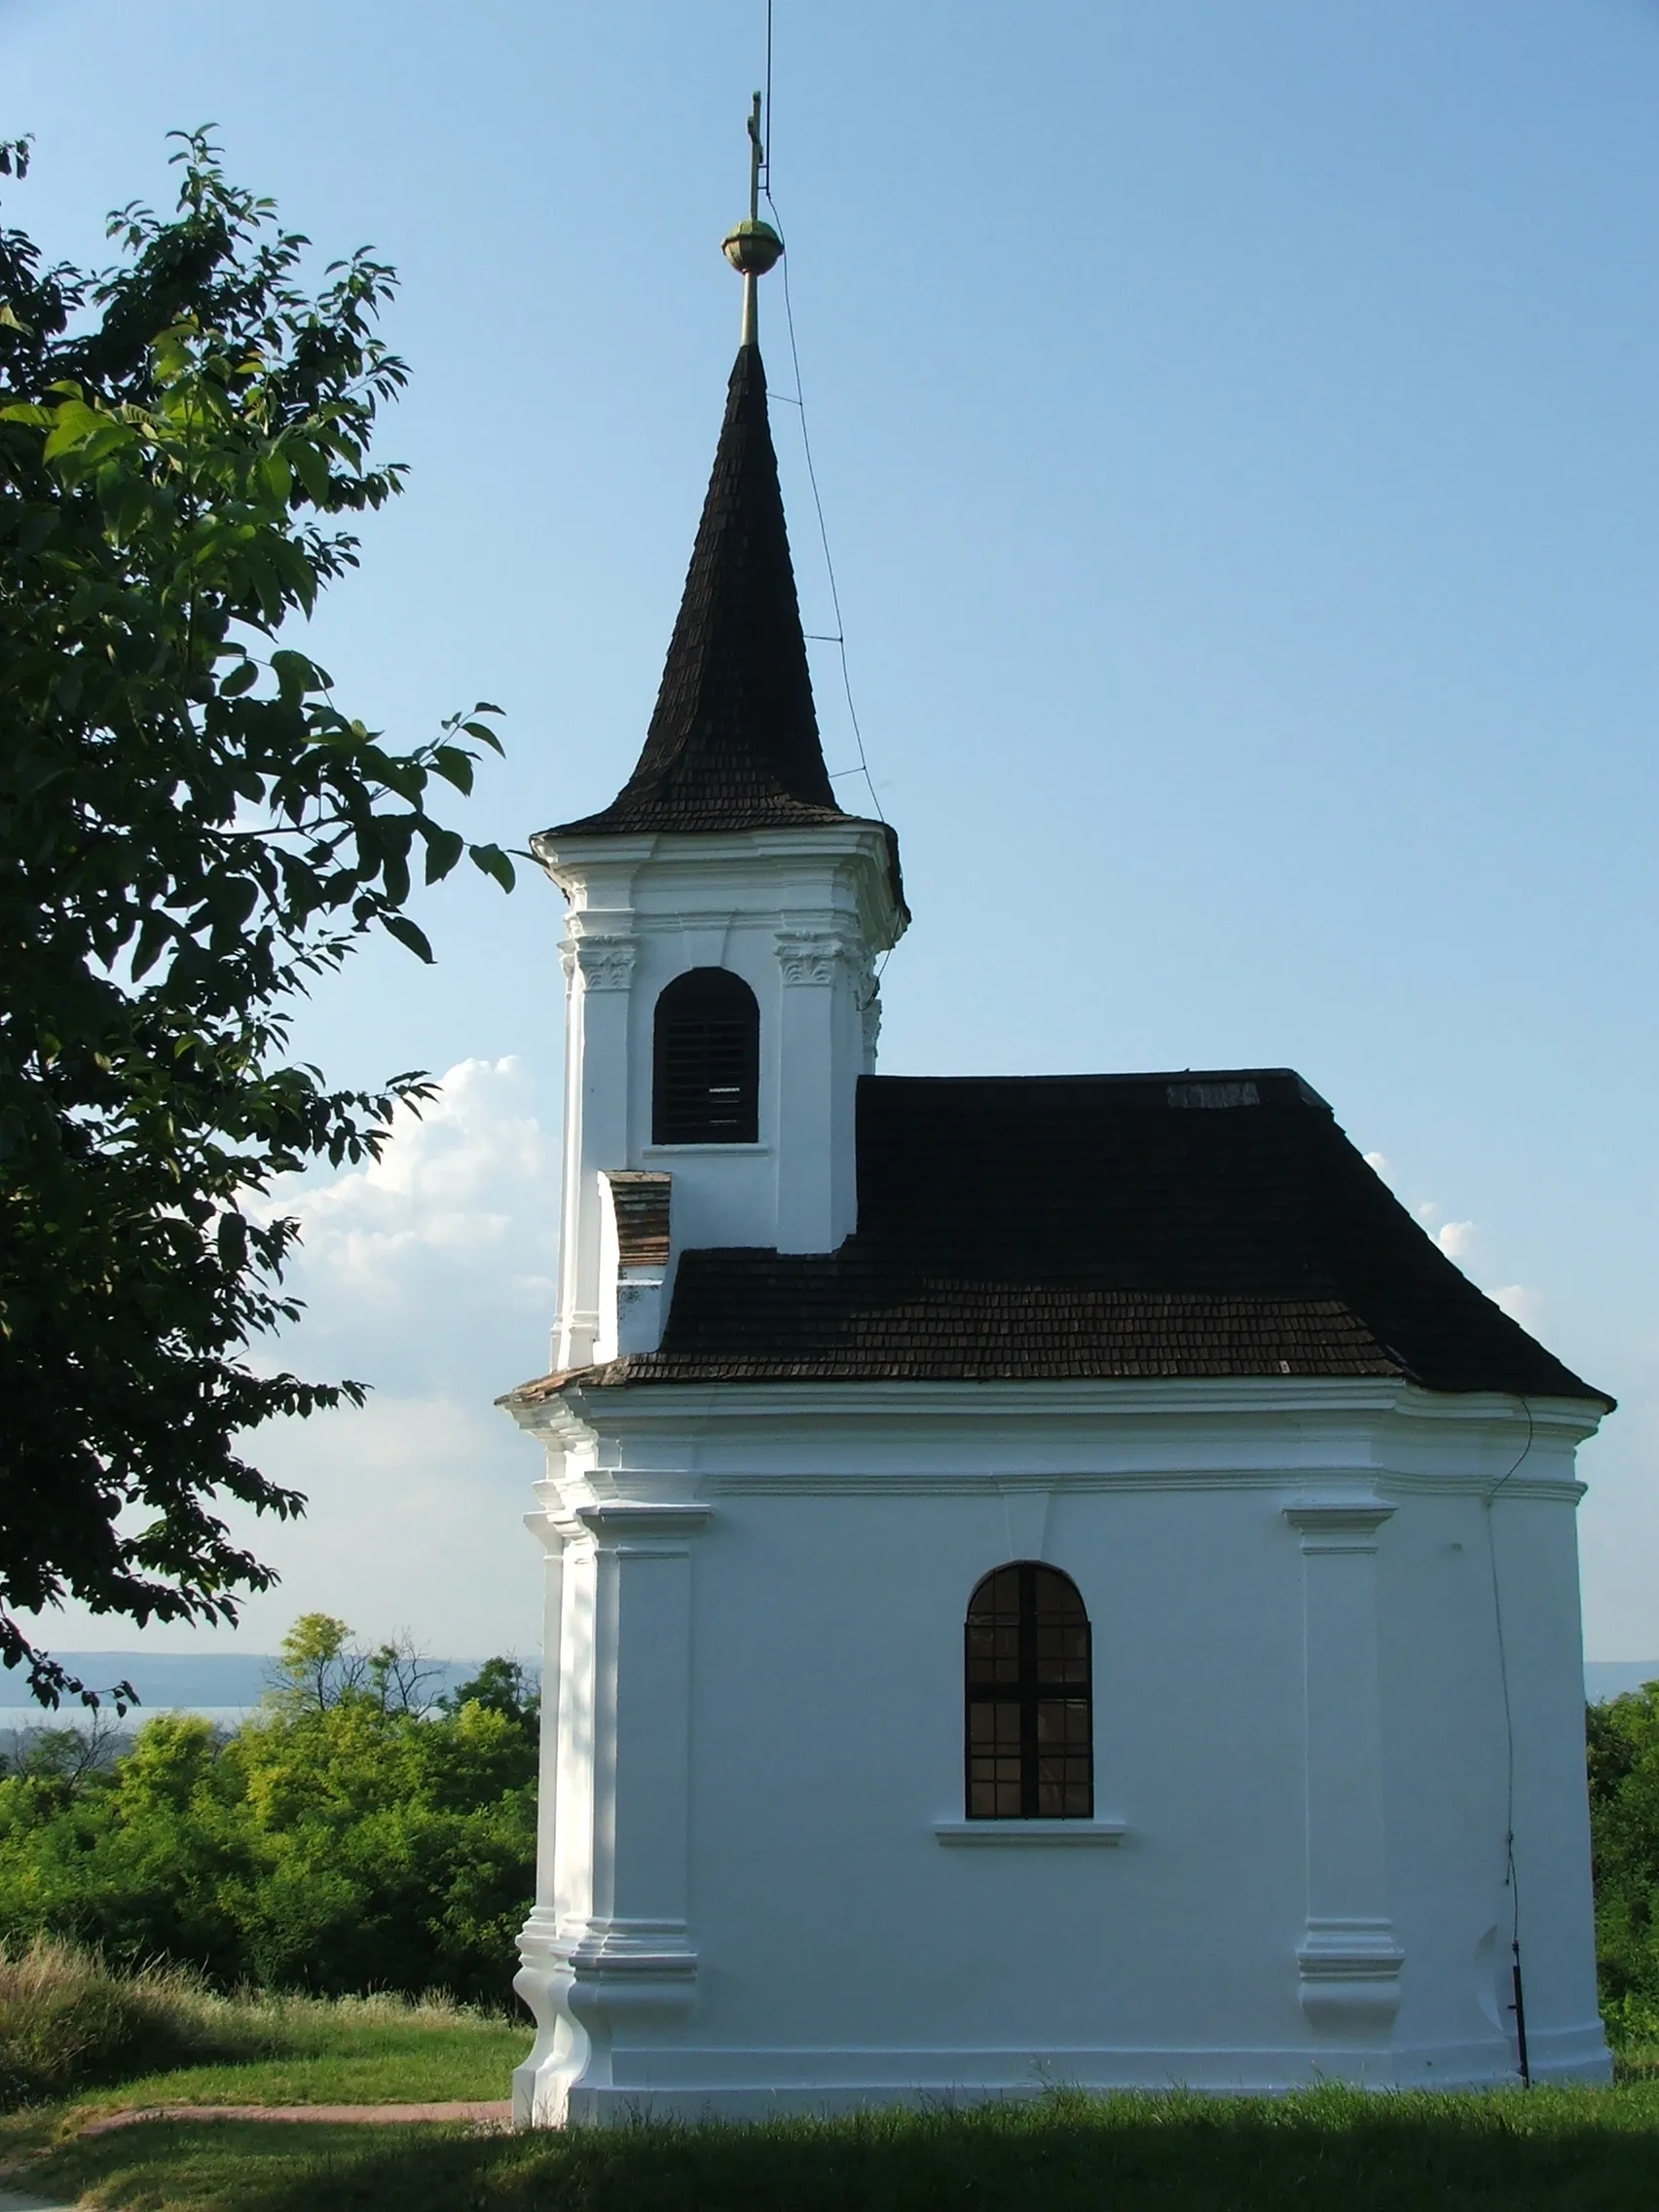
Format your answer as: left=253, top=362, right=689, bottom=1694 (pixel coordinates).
left=468, top=843, right=516, bottom=893
left=258, top=450, right=290, bottom=506
left=42, top=398, right=111, bottom=461
left=422, top=827, right=464, bottom=884
left=129, top=910, right=175, bottom=981
left=381, top=913, right=434, bottom=963
left=219, top=657, right=259, bottom=698
left=270, top=649, right=319, bottom=703
left=286, top=438, right=333, bottom=505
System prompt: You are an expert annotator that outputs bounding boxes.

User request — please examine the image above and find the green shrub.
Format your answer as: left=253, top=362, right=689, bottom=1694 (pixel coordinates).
left=1588, top=1684, right=1659, bottom=2031
left=0, top=1625, right=537, bottom=2007
left=0, top=1936, right=270, bottom=2107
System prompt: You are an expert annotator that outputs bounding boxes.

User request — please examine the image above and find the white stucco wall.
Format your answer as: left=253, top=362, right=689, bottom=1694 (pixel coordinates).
left=512, top=813, right=1605, bottom=2123
left=509, top=1381, right=1606, bottom=2122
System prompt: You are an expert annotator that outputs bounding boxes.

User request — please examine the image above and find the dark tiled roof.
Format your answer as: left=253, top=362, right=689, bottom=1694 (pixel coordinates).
left=543, top=344, right=865, bottom=840
left=536, top=1070, right=1606, bottom=1401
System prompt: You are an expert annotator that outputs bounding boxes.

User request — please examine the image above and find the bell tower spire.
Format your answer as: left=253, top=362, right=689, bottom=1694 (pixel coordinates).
left=543, top=92, right=881, bottom=851
left=531, top=110, right=905, bottom=1373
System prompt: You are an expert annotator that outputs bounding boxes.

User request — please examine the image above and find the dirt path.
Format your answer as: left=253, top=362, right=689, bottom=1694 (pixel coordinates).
left=77, top=2100, right=513, bottom=2135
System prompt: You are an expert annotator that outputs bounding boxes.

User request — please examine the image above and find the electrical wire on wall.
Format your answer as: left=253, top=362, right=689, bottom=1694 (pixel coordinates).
left=1485, top=1397, right=1536, bottom=2085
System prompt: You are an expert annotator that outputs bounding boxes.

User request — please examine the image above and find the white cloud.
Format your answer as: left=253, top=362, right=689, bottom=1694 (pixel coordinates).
left=1491, top=1283, right=1545, bottom=1334
left=24, top=1062, right=567, bottom=1659
left=1410, top=1197, right=1477, bottom=1258
left=1362, top=1154, right=1548, bottom=1332
left=16, top=1391, right=547, bottom=1661
left=133, top=1054, right=568, bottom=1652
left=220, top=1391, right=547, bottom=1655
left=256, top=1055, right=560, bottom=1401
left=277, top=1055, right=556, bottom=1304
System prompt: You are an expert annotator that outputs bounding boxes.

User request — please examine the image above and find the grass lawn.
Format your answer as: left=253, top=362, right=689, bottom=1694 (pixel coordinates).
left=40, top=2005, right=525, bottom=2113
left=0, top=1998, right=525, bottom=2179
left=16, top=2079, right=1659, bottom=2212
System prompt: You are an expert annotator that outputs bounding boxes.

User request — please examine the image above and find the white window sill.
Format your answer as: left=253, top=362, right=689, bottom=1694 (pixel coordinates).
left=933, top=1820, right=1126, bottom=1847
left=639, top=1143, right=771, bottom=1158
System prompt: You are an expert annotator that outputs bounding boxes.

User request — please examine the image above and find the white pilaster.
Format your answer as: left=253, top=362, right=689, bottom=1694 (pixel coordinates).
left=773, top=927, right=859, bottom=1252
left=513, top=1499, right=711, bottom=2128
left=1285, top=1495, right=1403, bottom=2045
left=553, top=923, right=636, bottom=1372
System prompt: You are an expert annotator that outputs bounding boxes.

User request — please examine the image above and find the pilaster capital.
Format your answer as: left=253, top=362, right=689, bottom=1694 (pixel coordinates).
left=855, top=953, right=882, bottom=1056
left=774, top=927, right=859, bottom=988
left=573, top=1499, right=714, bottom=1552
left=523, top=1506, right=585, bottom=1552
left=563, top=933, right=636, bottom=991
left=1283, top=1495, right=1394, bottom=1552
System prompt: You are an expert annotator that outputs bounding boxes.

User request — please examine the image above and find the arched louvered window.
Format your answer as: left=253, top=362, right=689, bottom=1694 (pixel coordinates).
left=652, top=968, right=759, bottom=1145
left=965, top=1563, right=1092, bottom=1819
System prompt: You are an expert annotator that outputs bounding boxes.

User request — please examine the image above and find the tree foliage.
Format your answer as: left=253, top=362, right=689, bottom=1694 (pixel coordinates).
left=0, top=1623, right=538, bottom=2005
left=270, top=1611, right=452, bottom=1717
left=1587, top=1684, right=1659, bottom=2038
left=0, top=132, right=514, bottom=1705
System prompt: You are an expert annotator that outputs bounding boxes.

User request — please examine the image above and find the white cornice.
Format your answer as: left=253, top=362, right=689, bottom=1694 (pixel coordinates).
left=503, top=1376, right=1595, bottom=1505
left=531, top=1375, right=1603, bottom=1441
left=533, top=823, right=905, bottom=948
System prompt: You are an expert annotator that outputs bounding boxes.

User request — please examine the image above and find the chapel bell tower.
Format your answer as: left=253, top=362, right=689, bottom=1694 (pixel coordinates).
left=531, top=107, right=906, bottom=1374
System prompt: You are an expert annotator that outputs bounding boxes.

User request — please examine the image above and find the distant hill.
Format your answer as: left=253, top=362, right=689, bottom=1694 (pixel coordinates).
left=0, top=1653, right=504, bottom=1714
left=0, top=1652, right=1644, bottom=1716
left=1585, top=1661, right=1659, bottom=1704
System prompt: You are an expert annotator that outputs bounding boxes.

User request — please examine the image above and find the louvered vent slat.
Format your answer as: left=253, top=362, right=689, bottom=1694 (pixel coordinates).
left=652, top=969, right=760, bottom=1144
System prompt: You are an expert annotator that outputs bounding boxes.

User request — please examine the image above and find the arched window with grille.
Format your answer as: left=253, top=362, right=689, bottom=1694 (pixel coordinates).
left=965, top=1563, right=1092, bottom=1819
left=652, top=968, right=760, bottom=1145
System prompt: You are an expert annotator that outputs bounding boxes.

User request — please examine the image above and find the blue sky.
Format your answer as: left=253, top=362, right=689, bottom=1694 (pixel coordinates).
left=5, top=0, right=1655, bottom=1662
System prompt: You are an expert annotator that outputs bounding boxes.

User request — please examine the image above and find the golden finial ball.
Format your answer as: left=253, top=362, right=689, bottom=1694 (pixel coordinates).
left=721, top=218, right=784, bottom=277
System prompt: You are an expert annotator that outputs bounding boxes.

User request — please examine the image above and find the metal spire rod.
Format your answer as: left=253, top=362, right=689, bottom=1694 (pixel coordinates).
left=722, top=92, right=783, bottom=348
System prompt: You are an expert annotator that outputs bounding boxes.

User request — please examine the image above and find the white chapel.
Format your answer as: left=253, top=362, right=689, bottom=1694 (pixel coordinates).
left=500, top=168, right=1612, bottom=2124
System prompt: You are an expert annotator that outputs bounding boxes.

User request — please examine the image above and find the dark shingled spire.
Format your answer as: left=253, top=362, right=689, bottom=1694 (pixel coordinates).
left=547, top=345, right=855, bottom=837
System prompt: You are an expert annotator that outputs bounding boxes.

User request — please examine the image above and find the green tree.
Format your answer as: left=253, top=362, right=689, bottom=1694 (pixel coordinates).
left=1587, top=1684, right=1659, bottom=2036
left=269, top=1613, right=366, bottom=1714
left=443, top=1656, right=539, bottom=1734
left=0, top=131, right=515, bottom=1707
left=267, top=1613, right=444, bottom=1716
left=0, top=1625, right=538, bottom=2002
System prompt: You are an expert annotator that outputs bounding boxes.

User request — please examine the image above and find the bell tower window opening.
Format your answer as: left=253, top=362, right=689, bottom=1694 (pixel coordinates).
left=652, top=968, right=760, bottom=1145
left=965, top=1563, right=1093, bottom=1819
